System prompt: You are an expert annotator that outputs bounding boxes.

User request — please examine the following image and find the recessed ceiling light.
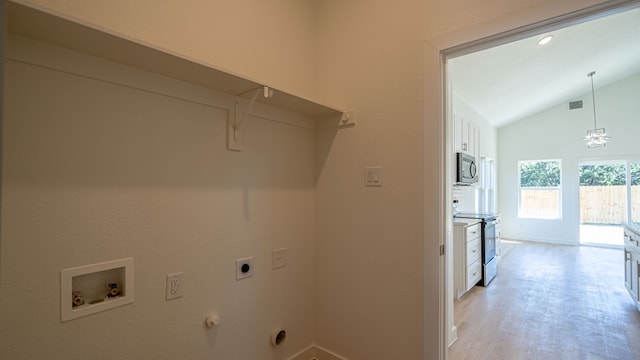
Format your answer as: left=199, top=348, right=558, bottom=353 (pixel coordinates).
left=537, top=35, right=553, bottom=45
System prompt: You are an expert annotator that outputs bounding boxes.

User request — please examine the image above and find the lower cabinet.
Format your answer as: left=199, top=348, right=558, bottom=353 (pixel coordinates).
left=466, top=260, right=482, bottom=291
left=454, top=220, right=482, bottom=299
left=623, top=225, right=640, bottom=311
left=624, top=248, right=634, bottom=300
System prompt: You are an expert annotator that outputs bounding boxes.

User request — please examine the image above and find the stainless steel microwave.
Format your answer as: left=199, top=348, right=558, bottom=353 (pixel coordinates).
left=456, top=152, right=478, bottom=184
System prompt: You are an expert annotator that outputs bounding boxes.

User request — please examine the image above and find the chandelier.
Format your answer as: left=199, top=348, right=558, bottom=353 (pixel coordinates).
left=582, top=71, right=611, bottom=148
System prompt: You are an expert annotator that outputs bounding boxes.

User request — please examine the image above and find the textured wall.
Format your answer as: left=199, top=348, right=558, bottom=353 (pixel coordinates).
left=15, top=0, right=318, bottom=101
left=1, top=35, right=316, bottom=360
left=313, top=0, right=609, bottom=359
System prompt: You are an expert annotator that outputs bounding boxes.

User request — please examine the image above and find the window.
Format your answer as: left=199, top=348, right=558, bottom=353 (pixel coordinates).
left=518, top=160, right=561, bottom=219
left=579, top=162, right=627, bottom=225
left=631, top=162, right=640, bottom=227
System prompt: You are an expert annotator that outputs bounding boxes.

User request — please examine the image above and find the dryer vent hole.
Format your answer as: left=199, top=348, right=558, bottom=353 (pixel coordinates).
left=271, top=329, right=286, bottom=346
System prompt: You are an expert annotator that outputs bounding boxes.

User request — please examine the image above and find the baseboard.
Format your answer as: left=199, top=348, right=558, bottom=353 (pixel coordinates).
left=314, top=345, right=347, bottom=360
left=289, top=345, right=316, bottom=360
left=289, top=344, right=348, bottom=360
left=501, top=236, right=576, bottom=246
left=448, top=325, right=458, bottom=347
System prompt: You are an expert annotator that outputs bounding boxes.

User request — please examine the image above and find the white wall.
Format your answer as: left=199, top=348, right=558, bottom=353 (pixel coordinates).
left=498, top=72, right=640, bottom=244
left=1, top=1, right=613, bottom=360
left=313, top=1, right=608, bottom=359
left=13, top=0, right=318, bottom=101
left=1, top=35, right=316, bottom=360
left=313, top=2, right=426, bottom=358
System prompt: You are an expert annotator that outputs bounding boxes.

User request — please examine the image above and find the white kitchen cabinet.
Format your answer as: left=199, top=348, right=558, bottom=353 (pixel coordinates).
left=623, top=225, right=640, bottom=311
left=453, top=112, right=480, bottom=159
left=453, top=219, right=482, bottom=299
left=495, top=217, right=502, bottom=257
left=624, top=248, right=635, bottom=301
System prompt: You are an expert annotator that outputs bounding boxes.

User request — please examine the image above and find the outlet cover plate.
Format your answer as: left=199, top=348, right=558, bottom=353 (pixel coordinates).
left=236, top=257, right=254, bottom=280
left=166, top=272, right=183, bottom=300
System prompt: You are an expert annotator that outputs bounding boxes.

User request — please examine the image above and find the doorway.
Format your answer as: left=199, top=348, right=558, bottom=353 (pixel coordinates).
left=579, top=160, right=640, bottom=246
left=442, top=2, right=640, bottom=356
left=579, top=160, right=626, bottom=246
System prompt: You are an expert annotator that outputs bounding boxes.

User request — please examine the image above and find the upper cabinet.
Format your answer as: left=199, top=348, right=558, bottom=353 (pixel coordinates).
left=453, top=112, right=480, bottom=159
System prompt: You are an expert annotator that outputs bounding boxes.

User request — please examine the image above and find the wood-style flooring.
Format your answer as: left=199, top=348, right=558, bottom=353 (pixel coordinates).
left=449, top=240, right=640, bottom=360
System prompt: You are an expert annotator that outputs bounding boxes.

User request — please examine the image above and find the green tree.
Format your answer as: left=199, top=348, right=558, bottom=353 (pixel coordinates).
left=631, top=163, right=640, bottom=186
left=579, top=164, right=626, bottom=186
left=520, top=161, right=561, bottom=187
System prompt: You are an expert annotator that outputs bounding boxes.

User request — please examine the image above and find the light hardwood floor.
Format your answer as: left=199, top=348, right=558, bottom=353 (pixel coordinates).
left=449, top=240, right=640, bottom=360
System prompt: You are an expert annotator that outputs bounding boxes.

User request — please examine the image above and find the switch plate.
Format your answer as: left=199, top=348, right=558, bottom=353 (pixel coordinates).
left=236, top=257, right=254, bottom=280
left=364, top=167, right=383, bottom=186
left=166, top=272, right=183, bottom=300
left=272, top=248, right=287, bottom=269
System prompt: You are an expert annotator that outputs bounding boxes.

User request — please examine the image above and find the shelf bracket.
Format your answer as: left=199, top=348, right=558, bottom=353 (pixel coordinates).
left=228, top=86, right=273, bottom=151
left=339, top=110, right=356, bottom=127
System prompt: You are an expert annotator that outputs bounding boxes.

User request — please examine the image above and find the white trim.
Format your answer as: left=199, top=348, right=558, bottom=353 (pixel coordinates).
left=7, top=34, right=319, bottom=131
left=441, top=0, right=640, bottom=59
left=517, top=159, right=563, bottom=220
left=313, top=345, right=348, bottom=360
left=501, top=235, right=575, bottom=246
left=288, top=345, right=348, bottom=360
left=288, top=345, right=316, bottom=360
left=448, top=325, right=458, bottom=347
left=439, top=49, right=450, bottom=360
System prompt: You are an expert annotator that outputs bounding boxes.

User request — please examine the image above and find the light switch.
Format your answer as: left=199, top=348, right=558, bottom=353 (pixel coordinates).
left=272, top=248, right=287, bottom=269
left=364, top=167, right=383, bottom=187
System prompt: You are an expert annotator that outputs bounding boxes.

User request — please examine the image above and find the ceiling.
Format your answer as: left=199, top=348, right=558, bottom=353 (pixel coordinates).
left=450, top=6, right=640, bottom=128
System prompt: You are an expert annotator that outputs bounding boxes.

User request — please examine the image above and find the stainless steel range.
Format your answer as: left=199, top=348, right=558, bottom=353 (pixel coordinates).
left=453, top=212, right=500, bottom=286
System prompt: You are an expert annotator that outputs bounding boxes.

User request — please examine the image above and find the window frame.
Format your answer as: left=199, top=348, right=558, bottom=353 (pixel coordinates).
left=517, top=159, right=563, bottom=220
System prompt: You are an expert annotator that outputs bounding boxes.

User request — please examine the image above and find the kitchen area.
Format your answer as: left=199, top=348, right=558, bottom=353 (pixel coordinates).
left=446, top=98, right=503, bottom=347
left=444, top=58, right=505, bottom=345
left=451, top=102, right=501, bottom=299
left=445, top=7, right=640, bottom=354
left=452, top=211, right=500, bottom=298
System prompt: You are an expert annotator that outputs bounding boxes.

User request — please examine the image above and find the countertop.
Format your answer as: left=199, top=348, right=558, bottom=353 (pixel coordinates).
left=624, top=222, right=640, bottom=235
left=453, top=218, right=482, bottom=226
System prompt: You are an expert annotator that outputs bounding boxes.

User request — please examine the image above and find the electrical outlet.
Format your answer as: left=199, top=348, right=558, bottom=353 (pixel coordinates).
left=236, top=257, right=254, bottom=280
left=166, top=272, right=183, bottom=300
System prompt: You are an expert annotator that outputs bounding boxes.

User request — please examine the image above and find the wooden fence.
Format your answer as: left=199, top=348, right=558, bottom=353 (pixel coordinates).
left=520, top=189, right=560, bottom=218
left=580, top=185, right=640, bottom=224
left=520, top=186, right=640, bottom=223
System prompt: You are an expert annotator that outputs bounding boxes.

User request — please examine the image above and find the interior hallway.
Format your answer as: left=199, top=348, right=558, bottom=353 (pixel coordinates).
left=450, top=240, right=640, bottom=359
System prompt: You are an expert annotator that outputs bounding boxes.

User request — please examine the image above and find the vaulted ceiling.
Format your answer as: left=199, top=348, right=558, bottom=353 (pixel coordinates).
left=450, top=6, right=640, bottom=128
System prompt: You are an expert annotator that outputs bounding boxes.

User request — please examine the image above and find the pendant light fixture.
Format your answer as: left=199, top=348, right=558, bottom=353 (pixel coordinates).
left=582, top=71, right=611, bottom=148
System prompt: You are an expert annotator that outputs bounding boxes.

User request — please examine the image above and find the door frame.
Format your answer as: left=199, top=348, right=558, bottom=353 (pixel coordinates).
left=438, top=1, right=640, bottom=358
